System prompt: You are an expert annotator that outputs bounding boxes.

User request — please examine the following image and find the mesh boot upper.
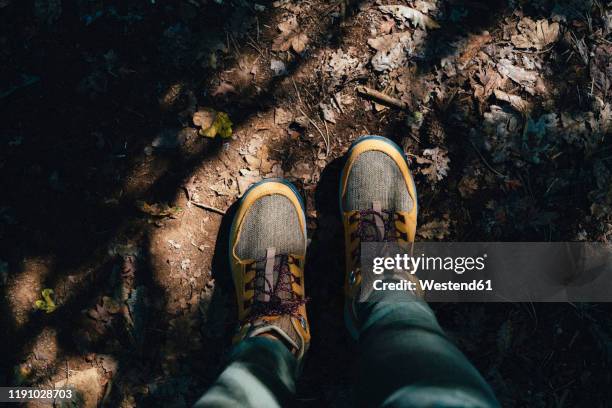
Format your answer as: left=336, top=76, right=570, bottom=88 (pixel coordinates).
left=236, top=194, right=305, bottom=260
left=343, top=150, right=413, bottom=212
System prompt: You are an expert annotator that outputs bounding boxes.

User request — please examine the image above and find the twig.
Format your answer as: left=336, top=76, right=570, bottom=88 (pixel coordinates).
left=332, top=93, right=345, bottom=114
left=246, top=33, right=267, bottom=61
left=356, top=86, right=408, bottom=110
left=469, top=139, right=506, bottom=178
left=513, top=45, right=555, bottom=55
left=190, top=201, right=226, bottom=215
left=292, top=78, right=304, bottom=106
left=299, top=107, right=329, bottom=156
left=182, top=186, right=226, bottom=215
left=323, top=119, right=331, bottom=156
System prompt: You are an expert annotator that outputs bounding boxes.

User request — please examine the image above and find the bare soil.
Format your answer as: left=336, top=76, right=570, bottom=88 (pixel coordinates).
left=1, top=0, right=611, bottom=406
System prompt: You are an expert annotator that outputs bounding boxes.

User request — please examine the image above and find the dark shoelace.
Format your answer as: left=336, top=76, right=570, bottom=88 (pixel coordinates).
left=244, top=254, right=307, bottom=323
left=356, top=209, right=399, bottom=242
left=350, top=209, right=405, bottom=263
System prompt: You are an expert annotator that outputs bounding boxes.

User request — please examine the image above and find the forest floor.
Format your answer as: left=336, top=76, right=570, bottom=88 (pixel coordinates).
left=1, top=0, right=612, bottom=406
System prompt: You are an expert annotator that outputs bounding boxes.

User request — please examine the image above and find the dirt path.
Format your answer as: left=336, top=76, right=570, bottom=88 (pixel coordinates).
left=1, top=0, right=611, bottom=406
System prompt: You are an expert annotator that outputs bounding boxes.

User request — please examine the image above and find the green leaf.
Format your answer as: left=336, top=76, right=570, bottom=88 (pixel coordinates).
left=34, top=288, right=56, bottom=313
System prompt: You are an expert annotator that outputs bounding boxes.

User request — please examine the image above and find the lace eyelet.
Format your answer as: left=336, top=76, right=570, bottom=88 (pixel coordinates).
left=349, top=269, right=357, bottom=285
left=299, top=316, right=307, bottom=330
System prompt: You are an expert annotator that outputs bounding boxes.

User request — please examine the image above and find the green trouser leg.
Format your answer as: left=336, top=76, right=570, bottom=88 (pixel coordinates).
left=194, top=293, right=499, bottom=408
left=192, top=337, right=297, bottom=408
left=354, top=290, right=500, bottom=408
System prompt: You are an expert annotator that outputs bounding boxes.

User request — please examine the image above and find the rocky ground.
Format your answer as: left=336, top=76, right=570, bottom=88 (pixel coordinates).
left=1, top=0, right=611, bottom=406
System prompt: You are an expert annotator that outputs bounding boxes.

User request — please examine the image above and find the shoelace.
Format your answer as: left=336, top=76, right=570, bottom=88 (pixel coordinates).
left=244, top=254, right=307, bottom=323
left=349, top=209, right=407, bottom=264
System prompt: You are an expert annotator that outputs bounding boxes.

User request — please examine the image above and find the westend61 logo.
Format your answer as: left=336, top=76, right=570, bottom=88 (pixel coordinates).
left=372, top=253, right=487, bottom=275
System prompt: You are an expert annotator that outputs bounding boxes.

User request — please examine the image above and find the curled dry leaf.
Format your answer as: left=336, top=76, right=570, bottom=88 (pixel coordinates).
left=496, top=59, right=538, bottom=95
left=494, top=89, right=532, bottom=114
left=34, top=288, right=56, bottom=313
left=511, top=18, right=560, bottom=50
left=378, top=5, right=440, bottom=30
left=416, top=147, right=450, bottom=182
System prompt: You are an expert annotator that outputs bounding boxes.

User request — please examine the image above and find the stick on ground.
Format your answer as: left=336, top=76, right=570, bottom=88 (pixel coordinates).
left=356, top=86, right=408, bottom=110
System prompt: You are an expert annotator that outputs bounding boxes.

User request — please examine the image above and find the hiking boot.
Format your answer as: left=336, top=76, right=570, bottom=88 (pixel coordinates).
left=229, top=179, right=310, bottom=360
left=339, top=136, right=419, bottom=337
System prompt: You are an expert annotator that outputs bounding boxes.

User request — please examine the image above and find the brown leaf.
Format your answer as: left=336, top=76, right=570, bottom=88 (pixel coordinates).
left=291, top=33, right=309, bottom=53
left=378, top=5, right=440, bottom=30
left=193, top=109, right=216, bottom=128
left=494, top=89, right=532, bottom=113
left=511, top=18, right=560, bottom=50
left=212, top=82, right=237, bottom=97
left=367, top=32, right=413, bottom=71
left=473, top=67, right=504, bottom=102
left=272, top=15, right=309, bottom=53
left=458, top=32, right=492, bottom=68
left=418, top=219, right=450, bottom=240
left=496, top=59, right=538, bottom=95
left=416, top=147, right=450, bottom=182
left=278, top=15, right=298, bottom=33
left=379, top=18, right=395, bottom=34
left=458, top=175, right=478, bottom=198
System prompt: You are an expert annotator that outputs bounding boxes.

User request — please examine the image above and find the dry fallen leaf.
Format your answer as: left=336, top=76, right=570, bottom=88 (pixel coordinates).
left=237, top=173, right=262, bottom=195
left=378, top=5, right=440, bottom=30
left=496, top=59, right=538, bottom=95
left=193, top=109, right=233, bottom=138
left=511, top=18, right=560, bottom=50
left=272, top=15, right=310, bottom=53
left=212, top=82, right=237, bottom=97
left=319, top=103, right=337, bottom=123
left=368, top=32, right=413, bottom=72
left=494, top=89, right=532, bottom=114
left=416, top=147, right=450, bottom=182
left=458, top=175, right=478, bottom=198
left=290, top=161, right=313, bottom=183
left=379, top=18, right=395, bottom=34
left=473, top=67, right=504, bottom=102
left=458, top=32, right=492, bottom=69
left=193, top=108, right=216, bottom=129
left=418, top=219, right=450, bottom=240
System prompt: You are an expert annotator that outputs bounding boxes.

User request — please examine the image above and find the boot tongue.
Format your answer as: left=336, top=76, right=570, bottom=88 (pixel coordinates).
left=359, top=203, right=394, bottom=242
left=372, top=201, right=385, bottom=240
left=254, top=248, right=292, bottom=302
